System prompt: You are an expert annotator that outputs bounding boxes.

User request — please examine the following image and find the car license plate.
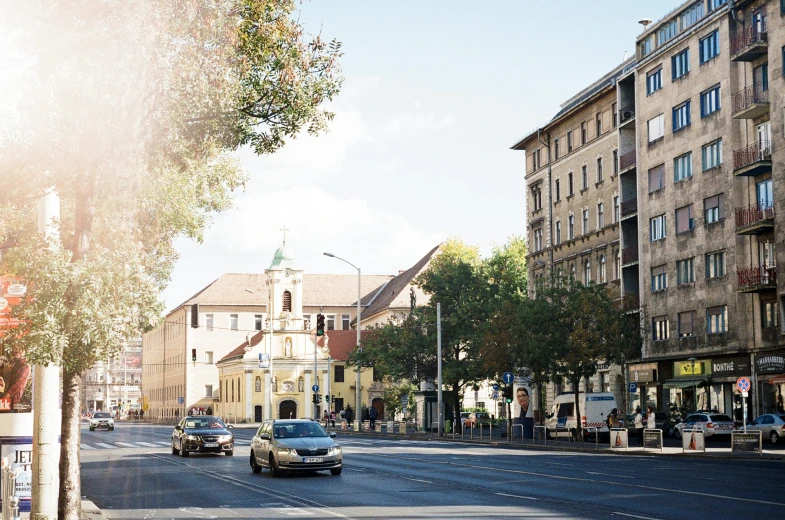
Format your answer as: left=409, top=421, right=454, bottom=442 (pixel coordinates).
left=304, top=457, right=323, bottom=463
left=203, top=443, right=219, bottom=448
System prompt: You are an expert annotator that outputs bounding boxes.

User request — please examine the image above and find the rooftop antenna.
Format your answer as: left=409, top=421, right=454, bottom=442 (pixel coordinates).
left=622, top=51, right=628, bottom=61
left=639, top=18, right=652, bottom=31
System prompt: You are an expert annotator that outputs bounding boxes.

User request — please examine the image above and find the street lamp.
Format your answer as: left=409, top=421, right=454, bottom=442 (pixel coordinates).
left=323, top=252, right=362, bottom=427
left=245, top=288, right=275, bottom=421
left=688, top=357, right=697, bottom=413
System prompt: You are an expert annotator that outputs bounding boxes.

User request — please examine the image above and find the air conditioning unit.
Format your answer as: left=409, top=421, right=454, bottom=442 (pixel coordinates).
left=622, top=111, right=632, bottom=120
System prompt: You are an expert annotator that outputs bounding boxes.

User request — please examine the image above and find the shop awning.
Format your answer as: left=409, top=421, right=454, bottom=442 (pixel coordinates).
left=662, top=377, right=709, bottom=389
left=768, top=375, right=785, bottom=385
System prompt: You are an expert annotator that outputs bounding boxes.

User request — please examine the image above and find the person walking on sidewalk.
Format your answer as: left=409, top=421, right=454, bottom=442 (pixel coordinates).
left=646, top=406, right=656, bottom=430
left=634, top=407, right=644, bottom=446
left=368, top=405, right=378, bottom=430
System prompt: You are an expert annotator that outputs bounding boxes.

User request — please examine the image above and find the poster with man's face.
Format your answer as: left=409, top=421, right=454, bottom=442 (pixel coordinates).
left=513, top=381, right=532, bottom=420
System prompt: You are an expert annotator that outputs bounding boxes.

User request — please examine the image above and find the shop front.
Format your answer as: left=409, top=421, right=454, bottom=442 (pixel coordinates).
left=627, top=362, right=658, bottom=414
left=662, top=359, right=710, bottom=417
left=754, top=351, right=785, bottom=416
left=709, top=355, right=750, bottom=423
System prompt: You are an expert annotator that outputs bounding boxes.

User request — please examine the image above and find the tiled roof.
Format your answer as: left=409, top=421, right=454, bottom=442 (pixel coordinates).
left=218, top=329, right=366, bottom=364
left=220, top=330, right=266, bottom=363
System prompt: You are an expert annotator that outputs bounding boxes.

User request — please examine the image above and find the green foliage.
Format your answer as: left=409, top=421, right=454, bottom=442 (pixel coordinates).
left=381, top=379, right=416, bottom=418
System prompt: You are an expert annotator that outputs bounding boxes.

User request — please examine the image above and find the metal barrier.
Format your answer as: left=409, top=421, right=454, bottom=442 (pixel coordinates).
left=533, top=425, right=548, bottom=445
left=731, top=430, right=762, bottom=455
left=583, top=427, right=600, bottom=448
left=610, top=428, right=628, bottom=449
left=681, top=428, right=705, bottom=453
left=2, top=456, right=21, bottom=520
left=511, top=423, right=524, bottom=443
left=643, top=428, right=663, bottom=452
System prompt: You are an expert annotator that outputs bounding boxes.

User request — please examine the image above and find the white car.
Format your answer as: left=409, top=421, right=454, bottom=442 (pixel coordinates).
left=672, top=413, right=734, bottom=439
left=746, top=413, right=785, bottom=444
left=89, top=411, right=115, bottom=431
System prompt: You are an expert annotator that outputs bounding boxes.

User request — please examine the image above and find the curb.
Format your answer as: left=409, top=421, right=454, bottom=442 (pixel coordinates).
left=81, top=499, right=106, bottom=520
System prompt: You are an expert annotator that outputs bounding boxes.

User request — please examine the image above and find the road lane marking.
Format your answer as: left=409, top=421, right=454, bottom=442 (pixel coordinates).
left=136, top=442, right=159, bottom=447
left=613, top=513, right=662, bottom=520
left=115, top=442, right=137, bottom=447
left=588, top=471, right=634, bottom=479
left=496, top=492, right=538, bottom=501
left=403, top=477, right=432, bottom=484
left=95, top=443, right=115, bottom=449
left=80, top=444, right=96, bottom=450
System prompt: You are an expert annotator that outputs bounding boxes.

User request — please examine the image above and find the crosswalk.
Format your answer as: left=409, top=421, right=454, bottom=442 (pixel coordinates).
left=80, top=438, right=252, bottom=450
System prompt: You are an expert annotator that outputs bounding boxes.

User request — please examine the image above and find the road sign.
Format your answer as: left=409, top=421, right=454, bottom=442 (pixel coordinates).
left=736, top=377, right=750, bottom=393
left=312, top=384, right=319, bottom=392
left=492, top=391, right=499, bottom=400
left=401, top=395, right=409, bottom=406
left=178, top=397, right=184, bottom=405
left=492, top=383, right=500, bottom=391
left=628, top=383, right=637, bottom=393
left=502, top=372, right=514, bottom=385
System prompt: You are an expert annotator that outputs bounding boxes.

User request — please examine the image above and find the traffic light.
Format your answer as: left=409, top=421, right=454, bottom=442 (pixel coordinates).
left=316, top=314, right=325, bottom=336
left=325, top=395, right=330, bottom=403
left=191, top=348, right=197, bottom=362
left=312, top=393, right=321, bottom=404
left=503, top=385, right=513, bottom=404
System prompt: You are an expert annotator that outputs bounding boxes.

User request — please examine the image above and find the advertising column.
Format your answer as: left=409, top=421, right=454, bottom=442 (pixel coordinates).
left=513, top=377, right=533, bottom=438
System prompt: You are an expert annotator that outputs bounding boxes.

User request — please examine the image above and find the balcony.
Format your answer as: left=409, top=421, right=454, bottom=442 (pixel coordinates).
left=733, top=141, right=771, bottom=177
left=731, top=85, right=769, bottom=119
left=735, top=202, right=774, bottom=235
left=621, top=246, right=638, bottom=266
left=737, top=264, right=777, bottom=293
left=619, top=150, right=636, bottom=172
left=731, top=26, right=767, bottom=61
left=621, top=198, right=638, bottom=218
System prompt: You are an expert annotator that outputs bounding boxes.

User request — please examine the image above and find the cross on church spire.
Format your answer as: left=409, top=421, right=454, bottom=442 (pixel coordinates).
left=280, top=225, right=289, bottom=245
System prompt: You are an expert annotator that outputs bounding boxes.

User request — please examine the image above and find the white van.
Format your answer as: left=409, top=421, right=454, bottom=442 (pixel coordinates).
left=544, top=392, right=618, bottom=439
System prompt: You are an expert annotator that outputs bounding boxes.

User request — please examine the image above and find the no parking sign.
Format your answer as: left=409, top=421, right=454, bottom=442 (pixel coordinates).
left=736, top=377, right=750, bottom=394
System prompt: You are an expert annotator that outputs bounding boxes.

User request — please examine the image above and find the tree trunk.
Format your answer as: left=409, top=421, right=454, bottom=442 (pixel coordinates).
left=58, top=368, right=82, bottom=520
left=573, top=381, right=582, bottom=440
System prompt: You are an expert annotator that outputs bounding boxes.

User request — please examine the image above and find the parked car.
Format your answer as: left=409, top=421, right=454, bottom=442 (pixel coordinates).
left=171, top=416, right=234, bottom=457
left=463, top=412, right=491, bottom=428
left=88, top=411, right=114, bottom=431
left=746, top=413, right=785, bottom=444
left=672, top=413, right=735, bottom=439
left=250, top=419, right=342, bottom=477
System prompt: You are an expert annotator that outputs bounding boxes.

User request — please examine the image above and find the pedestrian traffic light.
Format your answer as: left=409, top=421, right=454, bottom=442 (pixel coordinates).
left=503, top=385, right=513, bottom=404
left=191, top=348, right=197, bottom=362
left=325, top=395, right=330, bottom=403
left=316, top=314, right=325, bottom=336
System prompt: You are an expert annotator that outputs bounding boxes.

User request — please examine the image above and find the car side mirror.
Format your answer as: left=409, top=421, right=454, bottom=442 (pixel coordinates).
left=227, top=425, right=233, bottom=429
left=329, top=432, right=337, bottom=438
left=175, top=425, right=182, bottom=431
left=259, top=433, right=270, bottom=440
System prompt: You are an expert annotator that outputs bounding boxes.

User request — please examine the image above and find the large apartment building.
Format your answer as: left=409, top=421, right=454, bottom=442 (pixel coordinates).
left=516, top=0, right=785, bottom=421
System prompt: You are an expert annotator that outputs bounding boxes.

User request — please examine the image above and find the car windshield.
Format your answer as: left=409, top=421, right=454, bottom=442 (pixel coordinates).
left=185, top=418, right=225, bottom=429
left=93, top=412, right=110, bottom=418
left=274, top=422, right=328, bottom=438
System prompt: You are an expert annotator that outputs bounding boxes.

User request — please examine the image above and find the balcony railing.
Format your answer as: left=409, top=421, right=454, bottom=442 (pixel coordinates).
left=622, top=246, right=638, bottom=265
left=731, top=84, right=769, bottom=117
left=619, top=150, right=636, bottom=171
left=735, top=202, right=774, bottom=231
left=621, top=198, right=638, bottom=217
left=737, top=264, right=777, bottom=292
left=733, top=140, right=771, bottom=172
left=731, top=26, right=767, bottom=57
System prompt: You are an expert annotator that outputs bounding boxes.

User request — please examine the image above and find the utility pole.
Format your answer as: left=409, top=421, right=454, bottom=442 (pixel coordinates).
left=32, top=189, right=60, bottom=519
left=437, top=302, right=443, bottom=437
left=313, top=307, right=321, bottom=420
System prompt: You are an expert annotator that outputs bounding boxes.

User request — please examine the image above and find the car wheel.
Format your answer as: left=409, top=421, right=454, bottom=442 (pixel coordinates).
left=89, top=427, right=95, bottom=431
left=180, top=443, right=189, bottom=457
left=269, top=454, right=280, bottom=478
left=171, top=443, right=179, bottom=455
left=250, top=452, right=261, bottom=473
left=330, top=467, right=342, bottom=476
left=771, top=431, right=779, bottom=444
left=673, top=428, right=681, bottom=440
left=109, top=427, right=114, bottom=431
left=225, top=450, right=233, bottom=456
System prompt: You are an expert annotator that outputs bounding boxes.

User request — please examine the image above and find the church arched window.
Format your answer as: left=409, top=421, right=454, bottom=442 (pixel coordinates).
left=282, top=290, right=292, bottom=312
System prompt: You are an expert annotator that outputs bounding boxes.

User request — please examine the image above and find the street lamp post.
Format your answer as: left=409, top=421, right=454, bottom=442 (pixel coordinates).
left=324, top=253, right=362, bottom=428
left=245, top=288, right=274, bottom=421
left=688, top=357, right=697, bottom=413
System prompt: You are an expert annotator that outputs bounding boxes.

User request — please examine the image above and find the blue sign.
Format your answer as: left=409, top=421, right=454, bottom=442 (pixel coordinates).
left=628, top=383, right=638, bottom=393
left=178, top=396, right=184, bottom=405
left=312, top=384, right=319, bottom=392
left=492, top=383, right=500, bottom=391
left=502, top=372, right=514, bottom=384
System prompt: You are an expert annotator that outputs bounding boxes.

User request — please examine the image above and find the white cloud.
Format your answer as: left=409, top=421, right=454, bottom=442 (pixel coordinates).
left=381, top=112, right=458, bottom=138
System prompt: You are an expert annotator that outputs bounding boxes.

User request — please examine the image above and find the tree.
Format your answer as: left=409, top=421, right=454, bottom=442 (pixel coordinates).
left=0, top=2, right=342, bottom=517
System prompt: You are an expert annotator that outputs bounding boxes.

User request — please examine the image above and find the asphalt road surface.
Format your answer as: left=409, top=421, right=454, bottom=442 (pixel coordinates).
left=80, top=423, right=784, bottom=519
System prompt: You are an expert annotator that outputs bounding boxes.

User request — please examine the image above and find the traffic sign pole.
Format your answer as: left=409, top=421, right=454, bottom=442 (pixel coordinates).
left=736, top=377, right=750, bottom=431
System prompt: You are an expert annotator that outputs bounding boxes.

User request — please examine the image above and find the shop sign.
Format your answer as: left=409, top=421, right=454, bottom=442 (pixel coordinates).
left=755, top=353, right=785, bottom=374
left=596, top=360, right=610, bottom=370
left=711, top=356, right=750, bottom=377
left=676, top=360, right=710, bottom=377
left=628, top=363, right=657, bottom=383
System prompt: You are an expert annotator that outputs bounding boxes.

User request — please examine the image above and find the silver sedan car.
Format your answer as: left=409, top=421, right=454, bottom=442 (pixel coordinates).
left=250, top=419, right=342, bottom=477
left=746, top=413, right=785, bottom=444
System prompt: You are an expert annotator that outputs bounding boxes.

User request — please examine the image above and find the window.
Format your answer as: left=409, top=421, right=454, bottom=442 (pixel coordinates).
left=581, top=122, right=587, bottom=145
left=596, top=112, right=602, bottom=135
left=230, top=314, right=238, bottom=331
left=568, top=215, right=575, bottom=240
left=570, top=263, right=577, bottom=279
left=653, top=316, right=670, bottom=341
left=762, top=300, right=778, bottom=328
left=613, top=150, right=618, bottom=175
left=673, top=152, right=692, bottom=181
left=205, top=351, right=213, bottom=365
left=672, top=48, right=690, bottom=80
left=705, top=251, right=725, bottom=278
left=704, top=194, right=724, bottom=223
left=303, top=314, right=312, bottom=330
left=678, top=311, right=696, bottom=337
left=584, top=259, right=591, bottom=284
left=615, top=251, right=621, bottom=280
left=648, top=164, right=665, bottom=192
left=758, top=179, right=773, bottom=208
left=254, top=314, right=263, bottom=331
left=581, top=166, right=588, bottom=190
left=706, top=305, right=728, bottom=334
left=597, top=158, right=603, bottom=183
left=612, top=102, right=617, bottom=127
left=206, top=314, right=214, bottom=332
left=651, top=265, right=667, bottom=292
left=657, top=19, right=678, bottom=46
left=675, top=204, right=694, bottom=233
left=342, top=314, right=350, bottom=330
left=205, top=385, right=213, bottom=398
left=555, top=179, right=561, bottom=201
left=568, top=173, right=574, bottom=195
left=597, top=202, right=604, bottom=228
left=555, top=221, right=561, bottom=244
left=647, top=67, right=663, bottom=95
left=613, top=196, right=620, bottom=223
left=702, top=139, right=722, bottom=170
left=582, top=209, right=589, bottom=235
left=532, top=186, right=542, bottom=211
left=326, top=314, right=336, bottom=330
left=699, top=30, right=720, bottom=63
left=533, top=228, right=543, bottom=252
left=554, top=138, right=559, bottom=159
left=672, top=101, right=691, bottom=131
left=334, top=365, right=345, bottom=383
left=567, top=130, right=573, bottom=152
left=700, top=85, right=720, bottom=117
left=681, top=3, right=704, bottom=29
left=650, top=214, right=666, bottom=241
left=648, top=114, right=664, bottom=142
left=599, top=255, right=607, bottom=283
left=282, top=290, right=292, bottom=312
left=708, top=0, right=727, bottom=11
left=677, top=258, right=695, bottom=285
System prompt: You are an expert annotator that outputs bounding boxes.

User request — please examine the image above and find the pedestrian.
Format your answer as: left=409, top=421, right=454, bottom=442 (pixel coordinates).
left=330, top=410, right=336, bottom=428
left=368, top=405, right=378, bottom=430
left=634, top=406, right=644, bottom=446
left=647, top=406, right=656, bottom=430
left=606, top=408, right=617, bottom=431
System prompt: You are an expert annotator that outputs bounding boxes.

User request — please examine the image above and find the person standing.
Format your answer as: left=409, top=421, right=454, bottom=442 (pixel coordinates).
left=647, top=406, right=656, bottom=430
left=368, top=405, right=378, bottom=430
left=634, top=407, right=644, bottom=446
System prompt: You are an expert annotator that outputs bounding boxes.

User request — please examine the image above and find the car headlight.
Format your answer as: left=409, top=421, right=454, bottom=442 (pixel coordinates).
left=218, top=435, right=232, bottom=443
left=186, top=435, right=199, bottom=441
left=277, top=446, right=296, bottom=455
left=328, top=446, right=342, bottom=455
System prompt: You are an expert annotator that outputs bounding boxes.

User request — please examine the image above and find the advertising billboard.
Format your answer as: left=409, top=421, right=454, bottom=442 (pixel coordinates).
left=0, top=276, right=31, bottom=413
left=513, top=377, right=533, bottom=438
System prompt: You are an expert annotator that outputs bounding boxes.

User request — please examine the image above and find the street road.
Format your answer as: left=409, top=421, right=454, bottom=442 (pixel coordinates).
left=81, top=423, right=784, bottom=519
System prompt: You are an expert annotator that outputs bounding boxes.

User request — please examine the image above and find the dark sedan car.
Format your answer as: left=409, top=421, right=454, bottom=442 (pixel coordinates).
left=171, top=416, right=234, bottom=457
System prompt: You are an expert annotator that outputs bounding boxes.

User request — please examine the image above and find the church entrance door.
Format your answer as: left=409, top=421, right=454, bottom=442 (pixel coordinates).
left=254, top=405, right=262, bottom=422
left=279, top=400, right=297, bottom=419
